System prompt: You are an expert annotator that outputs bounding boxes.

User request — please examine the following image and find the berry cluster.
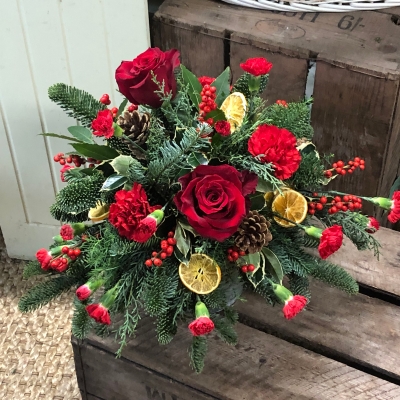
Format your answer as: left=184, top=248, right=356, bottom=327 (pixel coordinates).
left=53, top=153, right=101, bottom=168
left=198, top=84, right=217, bottom=125
left=99, top=93, right=111, bottom=105
left=275, top=99, right=288, bottom=107
left=308, top=193, right=363, bottom=215
left=324, top=157, right=365, bottom=178
left=62, top=246, right=82, bottom=260
left=145, top=232, right=176, bottom=267
left=111, top=107, right=118, bottom=118
left=227, top=246, right=246, bottom=262
left=128, top=104, right=138, bottom=112
left=241, top=264, right=255, bottom=273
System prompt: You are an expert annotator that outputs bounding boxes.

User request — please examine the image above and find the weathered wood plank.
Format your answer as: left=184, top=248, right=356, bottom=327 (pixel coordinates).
left=230, top=33, right=308, bottom=105
left=71, top=336, right=87, bottom=399
left=77, top=318, right=400, bottom=400
left=235, top=280, right=400, bottom=382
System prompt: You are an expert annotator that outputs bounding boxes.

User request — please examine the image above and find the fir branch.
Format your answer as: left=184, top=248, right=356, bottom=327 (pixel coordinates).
left=291, top=151, right=325, bottom=189
left=48, top=83, right=106, bottom=127
left=23, top=260, right=48, bottom=279
left=189, top=335, right=208, bottom=374
left=214, top=317, right=238, bottom=345
left=71, top=299, right=93, bottom=339
left=19, top=275, right=79, bottom=312
left=156, top=309, right=177, bottom=345
left=288, top=274, right=311, bottom=300
left=127, top=159, right=147, bottom=186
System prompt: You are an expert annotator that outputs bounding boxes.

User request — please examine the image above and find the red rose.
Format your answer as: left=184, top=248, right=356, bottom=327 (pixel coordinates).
left=60, top=165, right=72, bottom=182
left=366, top=216, right=380, bottom=233
left=248, top=124, right=301, bottom=180
left=188, top=316, right=215, bottom=336
left=283, top=295, right=307, bottom=319
left=240, top=57, right=273, bottom=76
left=109, top=183, right=161, bottom=241
left=36, top=248, right=52, bottom=270
left=388, top=191, right=400, bottom=224
left=318, top=225, right=343, bottom=259
left=198, top=76, right=215, bottom=87
left=76, top=284, right=91, bottom=301
left=60, top=224, right=74, bottom=240
left=115, top=47, right=180, bottom=108
left=214, top=121, right=231, bottom=137
left=92, top=109, right=114, bottom=139
left=174, top=165, right=257, bottom=241
left=86, top=303, right=111, bottom=325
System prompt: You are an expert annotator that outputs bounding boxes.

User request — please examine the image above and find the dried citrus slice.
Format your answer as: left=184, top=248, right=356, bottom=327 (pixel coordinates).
left=271, top=189, right=307, bottom=228
left=220, top=92, right=247, bottom=133
left=88, top=202, right=110, bottom=222
left=179, top=254, right=221, bottom=295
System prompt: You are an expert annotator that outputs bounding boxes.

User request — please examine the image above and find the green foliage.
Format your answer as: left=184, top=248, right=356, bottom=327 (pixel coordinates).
left=189, top=336, right=208, bottom=374
left=156, top=310, right=177, bottom=345
left=107, top=136, right=132, bottom=155
left=214, top=313, right=238, bottom=345
left=288, top=274, right=311, bottom=300
left=23, top=260, right=48, bottom=279
left=127, top=159, right=147, bottom=186
left=232, top=72, right=269, bottom=98
left=48, top=83, right=106, bottom=127
left=19, top=275, right=79, bottom=312
left=291, top=151, right=325, bottom=189
left=71, top=299, right=93, bottom=339
left=50, top=203, right=89, bottom=223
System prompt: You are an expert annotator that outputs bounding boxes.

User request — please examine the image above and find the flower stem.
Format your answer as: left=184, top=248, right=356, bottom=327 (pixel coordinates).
left=122, top=134, right=148, bottom=156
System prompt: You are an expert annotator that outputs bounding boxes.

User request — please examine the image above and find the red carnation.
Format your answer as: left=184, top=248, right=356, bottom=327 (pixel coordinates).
left=388, top=191, right=400, bottom=224
left=86, top=303, right=111, bottom=325
left=283, top=295, right=308, bottom=320
left=214, top=121, right=231, bottom=137
left=318, top=225, right=343, bottom=259
left=188, top=302, right=214, bottom=336
left=60, top=224, right=74, bottom=241
left=132, top=210, right=164, bottom=243
left=248, top=124, right=301, bottom=180
left=240, top=57, right=273, bottom=76
left=198, top=76, right=215, bottom=87
left=76, top=284, right=91, bottom=301
left=36, top=248, right=52, bottom=270
left=366, top=216, right=380, bottom=233
left=92, top=109, right=114, bottom=139
left=60, top=165, right=72, bottom=182
left=108, top=183, right=161, bottom=241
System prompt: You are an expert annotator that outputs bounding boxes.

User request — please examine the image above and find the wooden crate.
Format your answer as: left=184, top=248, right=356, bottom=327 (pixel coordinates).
left=73, top=228, right=400, bottom=400
left=151, top=0, right=400, bottom=228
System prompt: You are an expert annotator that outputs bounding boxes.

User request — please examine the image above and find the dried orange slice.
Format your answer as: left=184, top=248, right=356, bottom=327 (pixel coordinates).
left=88, top=202, right=110, bottom=222
left=179, top=254, right=221, bottom=295
left=220, top=92, right=247, bottom=133
left=271, top=189, right=307, bottom=228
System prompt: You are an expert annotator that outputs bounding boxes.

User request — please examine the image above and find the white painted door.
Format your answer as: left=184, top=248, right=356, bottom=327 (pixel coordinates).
left=0, top=0, right=150, bottom=258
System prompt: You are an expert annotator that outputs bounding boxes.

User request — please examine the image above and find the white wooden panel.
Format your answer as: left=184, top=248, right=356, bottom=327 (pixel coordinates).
left=0, top=0, right=150, bottom=258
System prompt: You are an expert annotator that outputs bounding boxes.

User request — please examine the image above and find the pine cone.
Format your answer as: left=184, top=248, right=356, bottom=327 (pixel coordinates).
left=117, top=110, right=151, bottom=159
left=235, top=211, right=272, bottom=254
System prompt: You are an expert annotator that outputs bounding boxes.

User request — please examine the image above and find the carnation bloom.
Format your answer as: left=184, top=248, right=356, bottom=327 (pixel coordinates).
left=240, top=57, right=273, bottom=76
left=214, top=120, right=231, bottom=137
left=91, top=109, right=114, bottom=139
left=248, top=124, right=301, bottom=180
left=35, top=248, right=52, bottom=270
left=188, top=301, right=214, bottom=336
left=305, top=225, right=343, bottom=259
left=272, top=284, right=307, bottom=319
left=76, top=284, right=92, bottom=301
left=60, top=165, right=72, bottom=182
left=367, top=191, right=400, bottom=224
left=133, top=209, right=164, bottom=243
left=366, top=216, right=380, bottom=233
left=198, top=76, right=215, bottom=86
left=60, top=224, right=74, bottom=241
left=86, top=303, right=111, bottom=325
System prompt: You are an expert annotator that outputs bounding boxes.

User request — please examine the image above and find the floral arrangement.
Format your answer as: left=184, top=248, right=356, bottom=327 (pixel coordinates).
left=20, top=47, right=400, bottom=372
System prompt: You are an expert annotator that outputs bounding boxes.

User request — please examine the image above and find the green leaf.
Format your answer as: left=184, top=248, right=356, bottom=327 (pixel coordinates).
left=243, top=252, right=266, bottom=289
left=71, top=143, right=119, bottom=160
left=211, top=67, right=231, bottom=107
left=204, top=109, right=226, bottom=122
left=110, top=155, right=134, bottom=176
left=390, top=176, right=400, bottom=198
left=101, top=174, right=128, bottom=191
left=262, top=248, right=283, bottom=284
left=177, top=167, right=193, bottom=178
left=181, top=65, right=202, bottom=108
left=249, top=193, right=266, bottom=211
left=67, top=126, right=94, bottom=144
left=40, top=133, right=83, bottom=143
left=187, top=152, right=208, bottom=167
left=174, top=222, right=191, bottom=257
left=256, top=178, right=274, bottom=193
left=178, top=218, right=199, bottom=237
left=117, top=98, right=128, bottom=116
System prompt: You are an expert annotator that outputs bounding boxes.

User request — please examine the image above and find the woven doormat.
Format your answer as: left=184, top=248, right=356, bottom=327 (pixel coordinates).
left=0, top=231, right=80, bottom=400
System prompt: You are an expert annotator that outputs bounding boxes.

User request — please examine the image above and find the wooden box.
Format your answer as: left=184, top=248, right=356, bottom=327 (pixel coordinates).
left=73, top=228, right=400, bottom=399
left=151, top=1, right=400, bottom=227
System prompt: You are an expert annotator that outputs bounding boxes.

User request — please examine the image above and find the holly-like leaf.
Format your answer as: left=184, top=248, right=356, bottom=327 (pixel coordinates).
left=178, top=218, right=199, bottom=237
left=181, top=65, right=202, bottom=108
left=242, top=252, right=266, bottom=289
left=101, top=174, right=127, bottom=191
left=117, top=98, right=128, bottom=117
left=67, top=126, right=95, bottom=144
left=262, top=248, right=283, bottom=284
left=40, top=133, right=83, bottom=143
left=204, top=109, right=226, bottom=122
left=110, top=155, right=133, bottom=176
left=187, top=152, right=208, bottom=167
left=256, top=178, right=274, bottom=193
left=211, top=67, right=231, bottom=107
left=174, top=222, right=191, bottom=258
left=71, top=143, right=119, bottom=160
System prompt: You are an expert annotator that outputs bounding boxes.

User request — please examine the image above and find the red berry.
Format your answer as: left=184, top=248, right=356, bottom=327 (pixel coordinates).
left=336, top=167, right=342, bottom=174
left=205, top=90, right=212, bottom=97
left=227, top=248, right=233, bottom=254
left=328, top=208, right=334, bottom=214
left=247, top=264, right=255, bottom=272
left=320, top=196, right=327, bottom=204
left=337, top=160, right=344, bottom=168
left=336, top=202, right=343, bottom=209
left=308, top=209, right=315, bottom=215
left=145, top=259, right=153, bottom=267
left=325, top=171, right=332, bottom=178
left=152, top=251, right=158, bottom=257
left=61, top=257, right=68, bottom=264
left=60, top=159, right=66, bottom=165
left=111, top=107, right=118, bottom=114
left=355, top=202, right=362, bottom=209
left=348, top=169, right=353, bottom=174
left=62, top=246, right=69, bottom=254
left=160, top=252, right=167, bottom=259
left=53, top=155, right=60, bottom=162
left=73, top=248, right=81, bottom=256
left=348, top=203, right=355, bottom=210
left=332, top=163, right=337, bottom=169
left=354, top=157, right=360, bottom=162
left=153, top=258, right=163, bottom=267
left=68, top=248, right=75, bottom=255
left=353, top=162, right=359, bottom=168
left=167, top=231, right=174, bottom=238
left=331, top=206, right=338, bottom=213
left=227, top=255, right=234, bottom=262
left=203, top=106, right=211, bottom=113
left=312, top=192, right=318, bottom=197
left=207, top=118, right=214, bottom=125
left=167, top=237, right=177, bottom=246
left=203, top=84, right=210, bottom=90
left=239, top=250, right=246, bottom=256
left=161, top=240, right=168, bottom=250
left=69, top=255, right=76, bottom=261
left=343, top=195, right=349, bottom=202
left=199, top=102, right=205, bottom=110
left=340, top=169, right=346, bottom=175
left=316, top=203, right=323, bottom=211
left=210, top=86, right=216, bottom=93
left=349, top=160, right=354, bottom=166
left=241, top=265, right=248, bottom=273
left=334, top=196, right=341, bottom=202
left=75, top=162, right=81, bottom=168
left=128, top=104, right=138, bottom=112
left=202, top=96, right=208, bottom=102
left=360, top=159, right=365, bottom=165
left=359, top=165, right=365, bottom=170
left=231, top=251, right=239, bottom=260
left=66, top=156, right=72, bottom=163
left=342, top=206, right=348, bottom=212
left=309, top=202, right=315, bottom=209
left=89, top=163, right=95, bottom=168
left=166, top=246, right=174, bottom=255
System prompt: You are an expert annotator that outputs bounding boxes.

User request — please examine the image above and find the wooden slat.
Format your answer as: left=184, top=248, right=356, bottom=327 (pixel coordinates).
left=308, top=227, right=400, bottom=296
left=235, top=280, right=400, bottom=382
left=77, top=318, right=400, bottom=400
left=230, top=34, right=308, bottom=105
